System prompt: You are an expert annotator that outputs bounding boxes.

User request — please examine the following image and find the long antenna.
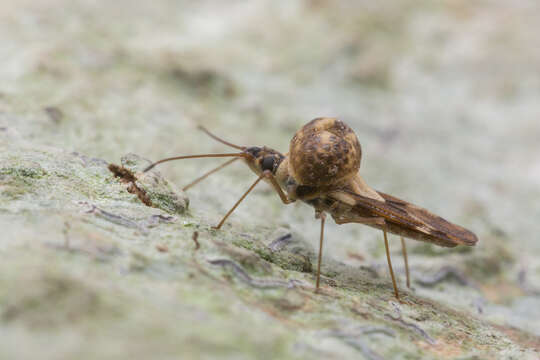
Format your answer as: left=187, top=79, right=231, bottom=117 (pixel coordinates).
left=197, top=125, right=245, bottom=150
left=143, top=153, right=246, bottom=172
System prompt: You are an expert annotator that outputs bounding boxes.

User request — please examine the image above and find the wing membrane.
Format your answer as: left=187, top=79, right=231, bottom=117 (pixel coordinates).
left=328, top=190, right=478, bottom=248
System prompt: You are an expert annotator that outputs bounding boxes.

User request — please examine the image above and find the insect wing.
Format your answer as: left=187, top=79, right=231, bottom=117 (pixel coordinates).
left=328, top=190, right=478, bottom=247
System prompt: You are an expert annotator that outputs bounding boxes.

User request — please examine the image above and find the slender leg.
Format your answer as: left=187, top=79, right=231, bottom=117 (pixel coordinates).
left=315, top=212, right=326, bottom=291
left=182, top=158, right=239, bottom=191
left=213, top=170, right=293, bottom=229
left=401, top=236, right=410, bottom=288
left=213, top=174, right=264, bottom=229
left=383, top=230, right=400, bottom=301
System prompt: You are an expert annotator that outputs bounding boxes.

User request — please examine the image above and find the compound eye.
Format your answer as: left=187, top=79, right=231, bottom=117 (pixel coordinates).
left=261, top=156, right=275, bottom=171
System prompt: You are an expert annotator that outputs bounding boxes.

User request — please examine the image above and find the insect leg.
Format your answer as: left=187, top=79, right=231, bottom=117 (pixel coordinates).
left=316, top=212, right=326, bottom=291
left=262, top=170, right=294, bottom=204
left=182, top=158, right=239, bottom=191
left=401, top=236, right=411, bottom=288
left=213, top=174, right=264, bottom=229
left=383, top=230, right=401, bottom=301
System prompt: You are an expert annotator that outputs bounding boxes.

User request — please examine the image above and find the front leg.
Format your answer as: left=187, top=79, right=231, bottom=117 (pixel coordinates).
left=262, top=170, right=295, bottom=204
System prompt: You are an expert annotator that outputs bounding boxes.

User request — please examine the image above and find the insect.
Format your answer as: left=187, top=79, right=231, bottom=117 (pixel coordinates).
left=144, top=117, right=478, bottom=300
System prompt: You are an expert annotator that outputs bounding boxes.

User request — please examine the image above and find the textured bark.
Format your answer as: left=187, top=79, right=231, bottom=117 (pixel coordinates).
left=1, top=1, right=540, bottom=359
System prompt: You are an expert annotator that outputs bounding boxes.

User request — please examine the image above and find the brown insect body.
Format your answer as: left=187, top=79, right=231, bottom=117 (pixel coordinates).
left=144, top=117, right=478, bottom=299
left=267, top=118, right=477, bottom=248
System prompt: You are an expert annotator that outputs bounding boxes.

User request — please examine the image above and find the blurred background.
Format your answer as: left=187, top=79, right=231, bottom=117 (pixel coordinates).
left=1, top=1, right=540, bottom=359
